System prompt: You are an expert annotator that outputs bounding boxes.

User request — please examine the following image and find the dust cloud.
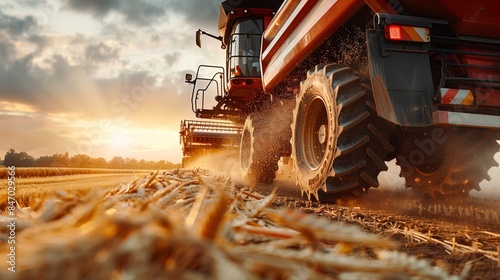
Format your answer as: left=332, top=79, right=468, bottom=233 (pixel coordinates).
left=184, top=151, right=245, bottom=185
left=184, top=150, right=500, bottom=201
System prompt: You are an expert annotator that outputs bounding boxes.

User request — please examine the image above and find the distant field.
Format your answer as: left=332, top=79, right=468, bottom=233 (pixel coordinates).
left=0, top=168, right=151, bottom=207
left=0, top=167, right=151, bottom=179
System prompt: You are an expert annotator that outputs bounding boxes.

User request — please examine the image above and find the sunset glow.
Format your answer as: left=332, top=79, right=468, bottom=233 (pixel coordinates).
left=0, top=0, right=226, bottom=163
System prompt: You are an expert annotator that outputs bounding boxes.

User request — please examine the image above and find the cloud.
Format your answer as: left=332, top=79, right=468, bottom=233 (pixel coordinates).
left=167, top=0, right=221, bottom=27
left=27, top=34, right=53, bottom=51
left=65, top=0, right=221, bottom=28
left=0, top=11, right=39, bottom=36
left=98, top=23, right=134, bottom=46
left=164, top=51, right=181, bottom=65
left=94, top=69, right=194, bottom=130
left=0, top=54, right=43, bottom=104
left=119, top=1, right=167, bottom=26
left=17, top=0, right=42, bottom=8
left=0, top=0, right=227, bottom=163
left=0, top=114, right=72, bottom=158
left=66, top=0, right=168, bottom=27
left=0, top=27, right=190, bottom=128
left=85, top=42, right=120, bottom=64
left=0, top=112, right=184, bottom=162
left=151, top=34, right=160, bottom=44
left=66, top=0, right=120, bottom=18
left=0, top=52, right=109, bottom=118
left=0, top=3, right=13, bottom=9
left=69, top=33, right=88, bottom=45
left=0, top=33, right=15, bottom=64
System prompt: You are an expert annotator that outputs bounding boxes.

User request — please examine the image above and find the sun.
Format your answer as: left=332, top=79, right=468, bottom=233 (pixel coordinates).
left=109, top=132, right=133, bottom=154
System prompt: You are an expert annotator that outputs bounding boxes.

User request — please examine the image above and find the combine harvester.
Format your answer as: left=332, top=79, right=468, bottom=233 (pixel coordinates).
left=181, top=0, right=500, bottom=200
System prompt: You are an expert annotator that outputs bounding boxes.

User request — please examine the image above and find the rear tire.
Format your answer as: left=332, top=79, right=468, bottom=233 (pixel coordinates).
left=291, top=64, right=394, bottom=201
left=396, top=128, right=499, bottom=198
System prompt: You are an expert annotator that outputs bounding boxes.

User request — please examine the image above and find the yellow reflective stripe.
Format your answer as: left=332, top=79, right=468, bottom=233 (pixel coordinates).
left=461, top=91, right=474, bottom=105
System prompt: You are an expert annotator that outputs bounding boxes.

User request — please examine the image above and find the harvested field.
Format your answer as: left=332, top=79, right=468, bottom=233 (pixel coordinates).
left=0, top=172, right=150, bottom=208
left=2, top=168, right=495, bottom=279
left=0, top=167, right=149, bottom=179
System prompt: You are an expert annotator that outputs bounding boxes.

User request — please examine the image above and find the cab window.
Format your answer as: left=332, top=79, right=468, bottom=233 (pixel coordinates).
left=228, top=18, right=263, bottom=78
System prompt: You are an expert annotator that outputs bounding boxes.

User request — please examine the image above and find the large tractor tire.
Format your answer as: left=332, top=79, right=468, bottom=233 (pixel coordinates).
left=240, top=114, right=280, bottom=184
left=291, top=64, right=394, bottom=201
left=396, top=128, right=499, bottom=198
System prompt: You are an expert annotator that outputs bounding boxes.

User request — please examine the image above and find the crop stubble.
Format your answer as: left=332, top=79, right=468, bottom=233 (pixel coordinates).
left=0, top=169, right=497, bottom=279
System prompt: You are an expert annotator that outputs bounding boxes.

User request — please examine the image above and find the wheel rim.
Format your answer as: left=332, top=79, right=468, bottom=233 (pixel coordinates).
left=414, top=149, right=445, bottom=176
left=298, top=96, right=328, bottom=170
left=240, top=128, right=251, bottom=170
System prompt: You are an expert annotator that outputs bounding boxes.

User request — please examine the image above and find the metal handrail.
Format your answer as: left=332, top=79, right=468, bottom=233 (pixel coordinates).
left=434, top=46, right=500, bottom=91
left=189, top=65, right=225, bottom=113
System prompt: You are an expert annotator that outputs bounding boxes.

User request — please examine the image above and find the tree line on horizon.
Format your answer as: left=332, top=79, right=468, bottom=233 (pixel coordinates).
left=2, top=149, right=180, bottom=169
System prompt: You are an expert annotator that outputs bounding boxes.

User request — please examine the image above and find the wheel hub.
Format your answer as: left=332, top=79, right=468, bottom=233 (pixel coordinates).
left=318, top=124, right=327, bottom=144
left=240, top=129, right=251, bottom=170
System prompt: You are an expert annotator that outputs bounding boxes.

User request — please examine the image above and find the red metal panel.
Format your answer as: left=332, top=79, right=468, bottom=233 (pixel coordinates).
left=261, top=0, right=365, bottom=93
left=259, top=0, right=500, bottom=93
left=263, top=0, right=301, bottom=42
left=397, top=0, right=500, bottom=39
left=439, top=0, right=500, bottom=38
left=365, top=0, right=500, bottom=39
left=363, top=0, right=397, bottom=13
left=476, top=89, right=500, bottom=107
left=227, top=78, right=264, bottom=101
left=261, top=0, right=319, bottom=78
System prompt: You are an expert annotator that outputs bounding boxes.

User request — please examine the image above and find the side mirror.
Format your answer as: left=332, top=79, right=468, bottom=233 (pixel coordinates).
left=185, top=73, right=193, bottom=83
left=196, top=30, right=202, bottom=48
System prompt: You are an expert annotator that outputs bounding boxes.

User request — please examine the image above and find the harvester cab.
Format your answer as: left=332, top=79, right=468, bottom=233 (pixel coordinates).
left=185, top=0, right=282, bottom=122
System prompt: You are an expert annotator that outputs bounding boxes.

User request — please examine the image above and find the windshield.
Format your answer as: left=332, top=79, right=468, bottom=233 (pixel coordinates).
left=228, top=18, right=263, bottom=78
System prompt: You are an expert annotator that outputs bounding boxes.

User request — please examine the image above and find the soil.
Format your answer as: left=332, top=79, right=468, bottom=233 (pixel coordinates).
left=251, top=170, right=500, bottom=280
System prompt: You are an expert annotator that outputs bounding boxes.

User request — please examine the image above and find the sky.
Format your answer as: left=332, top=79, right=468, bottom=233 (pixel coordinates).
left=0, top=0, right=227, bottom=163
